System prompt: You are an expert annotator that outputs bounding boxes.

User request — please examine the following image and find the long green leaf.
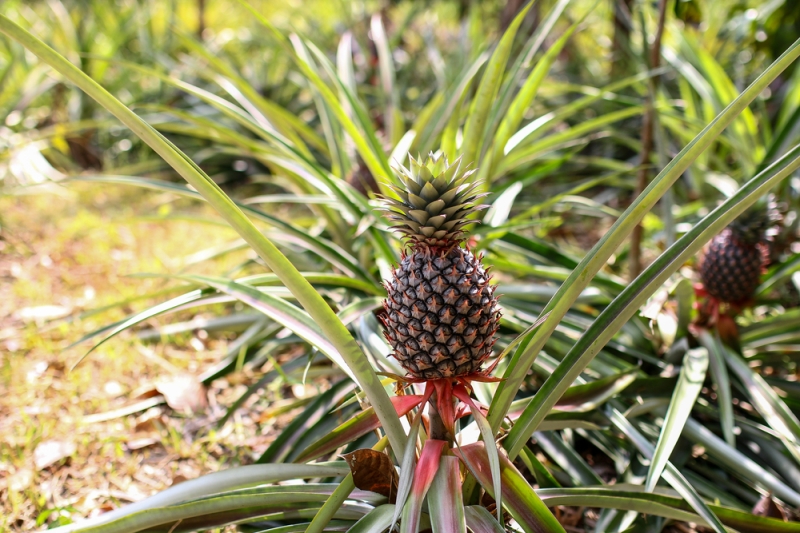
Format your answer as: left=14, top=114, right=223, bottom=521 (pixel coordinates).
left=486, top=3, right=588, bottom=179
left=66, top=491, right=339, bottom=533
left=370, top=15, right=401, bottom=146
left=499, top=105, right=649, bottom=174
left=51, top=463, right=349, bottom=533
left=724, top=346, right=800, bottom=463
left=176, top=33, right=323, bottom=156
left=413, top=53, right=488, bottom=155
left=609, top=408, right=727, bottom=533
left=456, top=442, right=565, bottom=533
left=698, top=330, right=736, bottom=447
left=183, top=274, right=359, bottom=382
left=485, top=0, right=571, bottom=147
left=461, top=1, right=532, bottom=173
left=464, top=506, right=506, bottom=533
left=348, top=505, right=396, bottom=533
left=553, top=370, right=637, bottom=412
left=504, top=69, right=665, bottom=153
left=646, top=347, right=708, bottom=491
left=536, top=487, right=800, bottom=533
left=233, top=1, right=392, bottom=184
left=535, top=431, right=603, bottom=486
left=683, top=417, right=800, bottom=506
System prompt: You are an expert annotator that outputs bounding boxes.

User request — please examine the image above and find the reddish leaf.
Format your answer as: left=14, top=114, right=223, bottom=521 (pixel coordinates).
left=343, top=449, right=399, bottom=503
left=295, top=395, right=423, bottom=463
left=413, top=440, right=447, bottom=494
left=453, top=385, right=502, bottom=522
left=401, top=439, right=447, bottom=533
left=429, top=456, right=467, bottom=533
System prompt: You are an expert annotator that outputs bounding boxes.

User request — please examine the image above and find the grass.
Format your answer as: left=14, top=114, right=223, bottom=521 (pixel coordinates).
left=0, top=184, right=310, bottom=531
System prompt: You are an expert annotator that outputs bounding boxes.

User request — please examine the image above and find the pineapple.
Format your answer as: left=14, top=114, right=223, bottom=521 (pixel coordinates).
left=380, top=154, right=501, bottom=380
left=699, top=206, right=775, bottom=305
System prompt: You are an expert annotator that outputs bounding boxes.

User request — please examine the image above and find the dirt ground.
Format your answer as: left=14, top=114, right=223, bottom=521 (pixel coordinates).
left=0, top=183, right=289, bottom=531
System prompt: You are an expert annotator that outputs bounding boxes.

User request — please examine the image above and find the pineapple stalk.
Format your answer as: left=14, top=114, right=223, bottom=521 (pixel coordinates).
left=428, top=393, right=455, bottom=442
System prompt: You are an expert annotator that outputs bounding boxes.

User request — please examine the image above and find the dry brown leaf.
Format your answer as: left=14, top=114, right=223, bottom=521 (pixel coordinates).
left=34, top=440, right=76, bottom=470
left=8, top=468, right=33, bottom=491
left=134, top=413, right=161, bottom=433
left=342, top=449, right=398, bottom=503
left=752, top=493, right=787, bottom=520
left=156, top=375, right=207, bottom=414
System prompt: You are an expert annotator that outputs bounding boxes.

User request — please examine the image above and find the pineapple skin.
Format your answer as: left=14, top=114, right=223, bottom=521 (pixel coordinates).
left=699, top=227, right=766, bottom=304
left=382, top=245, right=500, bottom=379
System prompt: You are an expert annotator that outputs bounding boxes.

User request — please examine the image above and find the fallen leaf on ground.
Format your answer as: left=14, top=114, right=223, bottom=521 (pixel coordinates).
left=34, top=440, right=76, bottom=470
left=8, top=468, right=33, bottom=491
left=15, top=305, right=72, bottom=323
left=156, top=375, right=207, bottom=414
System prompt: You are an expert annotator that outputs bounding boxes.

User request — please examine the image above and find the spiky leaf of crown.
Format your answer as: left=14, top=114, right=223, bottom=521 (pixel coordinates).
left=381, top=153, right=486, bottom=247
left=729, top=197, right=781, bottom=245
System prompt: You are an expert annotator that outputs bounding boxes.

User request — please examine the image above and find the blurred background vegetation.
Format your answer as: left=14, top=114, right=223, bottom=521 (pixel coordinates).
left=4, top=0, right=800, bottom=531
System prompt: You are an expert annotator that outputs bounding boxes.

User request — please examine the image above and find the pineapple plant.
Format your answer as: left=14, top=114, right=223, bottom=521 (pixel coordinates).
left=699, top=204, right=777, bottom=306
left=379, top=153, right=501, bottom=380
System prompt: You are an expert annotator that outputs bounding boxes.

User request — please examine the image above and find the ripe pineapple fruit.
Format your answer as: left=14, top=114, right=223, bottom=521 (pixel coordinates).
left=380, top=154, right=501, bottom=380
left=699, top=206, right=775, bottom=305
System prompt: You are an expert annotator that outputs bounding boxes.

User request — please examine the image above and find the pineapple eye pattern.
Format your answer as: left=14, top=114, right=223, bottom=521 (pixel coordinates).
left=383, top=246, right=500, bottom=378
left=699, top=205, right=777, bottom=306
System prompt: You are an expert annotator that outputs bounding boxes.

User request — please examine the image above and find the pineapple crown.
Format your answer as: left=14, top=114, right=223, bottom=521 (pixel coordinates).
left=381, top=152, right=487, bottom=247
left=729, top=196, right=782, bottom=245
